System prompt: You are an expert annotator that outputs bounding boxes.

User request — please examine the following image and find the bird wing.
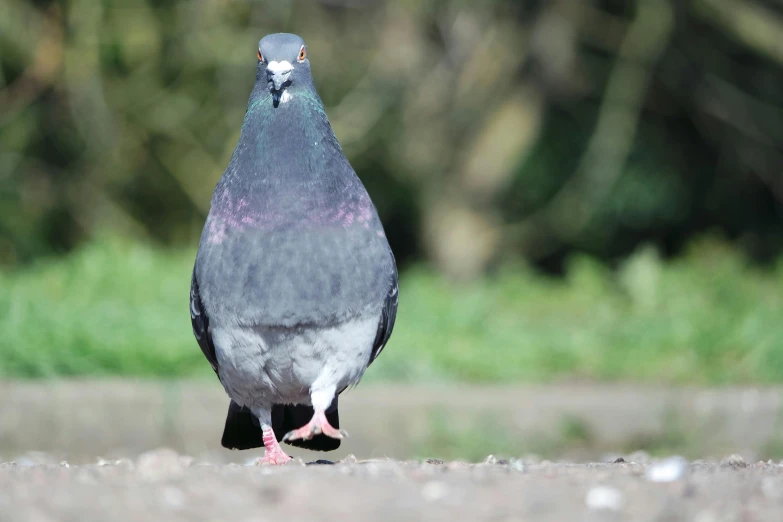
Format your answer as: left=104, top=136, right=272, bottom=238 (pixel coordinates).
left=190, top=270, right=218, bottom=373
left=368, top=256, right=399, bottom=366
left=334, top=266, right=397, bottom=399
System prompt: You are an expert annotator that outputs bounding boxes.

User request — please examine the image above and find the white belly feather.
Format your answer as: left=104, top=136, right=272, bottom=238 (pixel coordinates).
left=210, top=315, right=378, bottom=409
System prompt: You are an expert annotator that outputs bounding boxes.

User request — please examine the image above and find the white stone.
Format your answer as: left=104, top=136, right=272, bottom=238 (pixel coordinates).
left=585, top=486, right=624, bottom=511
left=422, top=481, right=449, bottom=502
left=645, top=456, right=688, bottom=482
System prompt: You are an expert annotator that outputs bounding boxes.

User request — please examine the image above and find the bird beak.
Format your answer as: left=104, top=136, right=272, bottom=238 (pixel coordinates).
left=267, top=61, right=293, bottom=91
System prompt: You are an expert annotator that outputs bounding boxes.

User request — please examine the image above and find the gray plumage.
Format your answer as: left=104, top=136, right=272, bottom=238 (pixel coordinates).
left=190, top=33, right=398, bottom=455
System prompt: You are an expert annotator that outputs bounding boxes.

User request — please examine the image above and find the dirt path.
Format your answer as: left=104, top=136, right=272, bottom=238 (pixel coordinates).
left=2, top=381, right=783, bottom=462
left=2, top=451, right=782, bottom=521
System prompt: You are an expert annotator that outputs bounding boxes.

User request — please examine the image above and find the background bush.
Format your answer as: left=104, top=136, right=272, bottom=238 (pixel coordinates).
left=1, top=0, right=782, bottom=380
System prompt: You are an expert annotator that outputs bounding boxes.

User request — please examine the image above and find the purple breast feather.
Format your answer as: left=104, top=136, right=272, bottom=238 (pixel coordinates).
left=207, top=191, right=375, bottom=244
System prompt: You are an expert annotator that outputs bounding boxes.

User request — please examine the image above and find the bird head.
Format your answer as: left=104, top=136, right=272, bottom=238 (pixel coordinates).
left=257, top=33, right=310, bottom=103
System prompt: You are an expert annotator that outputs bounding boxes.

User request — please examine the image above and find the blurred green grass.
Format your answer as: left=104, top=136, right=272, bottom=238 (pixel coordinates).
left=1, top=236, right=782, bottom=382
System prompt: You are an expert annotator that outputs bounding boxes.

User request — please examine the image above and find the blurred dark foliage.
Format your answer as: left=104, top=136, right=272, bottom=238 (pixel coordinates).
left=1, top=0, right=782, bottom=278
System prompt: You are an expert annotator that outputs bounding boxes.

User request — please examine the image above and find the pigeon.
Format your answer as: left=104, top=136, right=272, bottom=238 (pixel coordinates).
left=190, top=33, right=398, bottom=465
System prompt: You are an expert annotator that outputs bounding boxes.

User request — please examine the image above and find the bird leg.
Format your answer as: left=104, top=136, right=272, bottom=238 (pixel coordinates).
left=282, top=409, right=347, bottom=442
left=254, top=425, right=292, bottom=465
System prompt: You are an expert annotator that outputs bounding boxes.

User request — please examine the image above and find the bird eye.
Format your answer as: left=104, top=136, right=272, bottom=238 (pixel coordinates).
left=297, top=46, right=307, bottom=62
left=257, top=50, right=263, bottom=62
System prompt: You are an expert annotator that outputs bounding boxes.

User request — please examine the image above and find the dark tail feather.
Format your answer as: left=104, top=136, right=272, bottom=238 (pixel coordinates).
left=221, top=398, right=341, bottom=452
left=274, top=397, right=341, bottom=452
left=221, top=401, right=264, bottom=450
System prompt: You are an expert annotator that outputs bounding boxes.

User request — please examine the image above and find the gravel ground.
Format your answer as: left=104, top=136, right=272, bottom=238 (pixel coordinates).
left=2, top=450, right=783, bottom=521
left=4, top=382, right=783, bottom=520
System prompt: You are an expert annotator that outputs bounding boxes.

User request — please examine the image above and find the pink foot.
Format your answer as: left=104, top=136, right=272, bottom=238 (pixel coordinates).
left=254, top=451, right=291, bottom=465
left=282, top=409, right=348, bottom=442
left=254, top=426, right=292, bottom=465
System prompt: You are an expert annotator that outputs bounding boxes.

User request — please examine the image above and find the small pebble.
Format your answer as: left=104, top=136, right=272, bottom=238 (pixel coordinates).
left=95, top=457, right=134, bottom=469
left=161, top=486, right=186, bottom=509
left=136, top=448, right=188, bottom=481
left=482, top=455, right=498, bottom=465
left=421, top=481, right=449, bottom=502
left=720, top=454, right=747, bottom=469
left=600, top=453, right=623, bottom=463
left=290, top=458, right=310, bottom=466
left=761, top=477, right=781, bottom=499
left=507, top=459, right=525, bottom=472
left=14, top=452, right=57, bottom=467
left=115, top=458, right=134, bottom=469
left=179, top=456, right=195, bottom=467
left=585, top=486, right=624, bottom=511
left=645, top=456, right=688, bottom=483
left=340, top=454, right=357, bottom=465
left=75, top=469, right=98, bottom=485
